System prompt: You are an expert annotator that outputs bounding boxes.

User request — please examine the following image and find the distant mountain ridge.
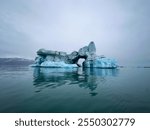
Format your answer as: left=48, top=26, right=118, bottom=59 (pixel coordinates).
left=0, top=58, right=34, bottom=65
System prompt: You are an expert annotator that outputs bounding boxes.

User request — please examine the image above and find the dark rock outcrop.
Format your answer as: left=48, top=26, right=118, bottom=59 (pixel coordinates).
left=0, top=58, right=34, bottom=66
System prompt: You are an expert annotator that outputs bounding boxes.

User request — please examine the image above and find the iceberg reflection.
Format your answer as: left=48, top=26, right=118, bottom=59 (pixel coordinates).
left=33, top=68, right=119, bottom=95
left=83, top=68, right=119, bottom=76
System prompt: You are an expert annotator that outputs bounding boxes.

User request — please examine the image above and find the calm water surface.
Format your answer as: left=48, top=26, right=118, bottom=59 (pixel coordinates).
left=0, top=65, right=150, bottom=113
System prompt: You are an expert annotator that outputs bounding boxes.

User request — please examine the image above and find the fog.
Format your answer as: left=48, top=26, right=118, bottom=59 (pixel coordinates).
left=0, top=0, right=150, bottom=66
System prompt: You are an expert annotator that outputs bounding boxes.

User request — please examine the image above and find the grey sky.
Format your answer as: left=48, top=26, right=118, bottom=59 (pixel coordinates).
left=0, top=0, right=150, bottom=65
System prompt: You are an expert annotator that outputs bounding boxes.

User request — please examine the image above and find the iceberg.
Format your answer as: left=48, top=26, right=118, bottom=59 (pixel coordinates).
left=83, top=57, right=117, bottom=68
left=40, top=61, right=78, bottom=68
left=32, top=41, right=118, bottom=68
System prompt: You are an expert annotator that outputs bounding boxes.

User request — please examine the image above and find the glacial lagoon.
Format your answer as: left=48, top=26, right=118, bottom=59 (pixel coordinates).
left=0, top=65, right=150, bottom=113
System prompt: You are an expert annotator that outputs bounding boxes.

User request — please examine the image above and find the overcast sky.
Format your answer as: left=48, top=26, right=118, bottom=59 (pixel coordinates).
left=0, top=0, right=150, bottom=65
